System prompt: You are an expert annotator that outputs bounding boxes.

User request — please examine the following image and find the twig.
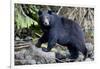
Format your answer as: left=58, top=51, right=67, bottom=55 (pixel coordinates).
left=35, top=33, right=41, bottom=38
left=68, top=8, right=78, bottom=18
left=15, top=45, right=30, bottom=51
left=80, top=9, right=87, bottom=24
left=57, top=6, right=63, bottom=15
left=15, top=43, right=31, bottom=47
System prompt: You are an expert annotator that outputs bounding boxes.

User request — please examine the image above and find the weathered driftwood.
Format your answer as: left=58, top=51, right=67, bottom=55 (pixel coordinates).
left=15, top=40, right=94, bottom=65
left=15, top=41, right=56, bottom=65
left=30, top=45, right=55, bottom=61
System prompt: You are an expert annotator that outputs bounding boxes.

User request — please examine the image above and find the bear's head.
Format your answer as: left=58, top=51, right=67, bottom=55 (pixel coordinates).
left=38, top=10, right=54, bottom=27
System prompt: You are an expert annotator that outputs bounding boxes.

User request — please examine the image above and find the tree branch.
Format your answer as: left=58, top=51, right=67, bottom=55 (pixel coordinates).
left=57, top=6, right=63, bottom=15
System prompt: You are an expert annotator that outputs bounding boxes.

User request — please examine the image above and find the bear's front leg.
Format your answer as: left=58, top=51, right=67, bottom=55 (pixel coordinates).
left=42, top=37, right=57, bottom=52
left=35, top=39, right=42, bottom=48
left=35, top=33, right=48, bottom=48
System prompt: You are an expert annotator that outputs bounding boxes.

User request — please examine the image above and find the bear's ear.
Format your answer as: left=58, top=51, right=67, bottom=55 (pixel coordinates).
left=38, top=10, right=42, bottom=15
left=48, top=10, right=52, bottom=14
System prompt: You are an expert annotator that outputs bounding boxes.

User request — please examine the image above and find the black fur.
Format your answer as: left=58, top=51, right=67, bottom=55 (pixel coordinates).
left=36, top=10, right=87, bottom=61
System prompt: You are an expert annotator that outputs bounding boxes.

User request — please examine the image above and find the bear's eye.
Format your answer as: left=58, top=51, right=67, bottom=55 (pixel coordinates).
left=47, top=16, right=49, bottom=19
left=45, top=16, right=49, bottom=19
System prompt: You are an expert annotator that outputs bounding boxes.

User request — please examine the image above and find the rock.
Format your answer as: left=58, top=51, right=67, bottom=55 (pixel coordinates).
left=20, top=60, right=26, bottom=64
left=76, top=52, right=84, bottom=61
left=25, top=55, right=32, bottom=60
left=24, top=36, right=32, bottom=41
left=85, top=58, right=92, bottom=61
left=15, top=36, right=20, bottom=41
left=85, top=43, right=94, bottom=59
left=36, top=61, right=41, bottom=64
left=15, top=52, right=25, bottom=60
left=15, top=49, right=29, bottom=60
left=85, top=43, right=94, bottom=52
left=28, top=60, right=36, bottom=64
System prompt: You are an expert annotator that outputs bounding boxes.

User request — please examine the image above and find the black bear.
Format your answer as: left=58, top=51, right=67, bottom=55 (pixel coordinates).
left=36, top=10, right=87, bottom=61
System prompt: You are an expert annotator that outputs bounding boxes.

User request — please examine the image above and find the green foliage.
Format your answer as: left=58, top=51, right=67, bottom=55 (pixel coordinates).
left=15, top=4, right=38, bottom=29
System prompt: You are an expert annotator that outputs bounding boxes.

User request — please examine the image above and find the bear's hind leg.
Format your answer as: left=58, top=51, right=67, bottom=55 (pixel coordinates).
left=67, top=45, right=79, bottom=62
left=78, top=45, right=87, bottom=61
